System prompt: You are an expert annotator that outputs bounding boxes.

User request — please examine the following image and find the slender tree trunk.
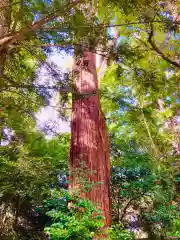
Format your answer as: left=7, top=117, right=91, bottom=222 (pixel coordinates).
left=70, top=50, right=111, bottom=226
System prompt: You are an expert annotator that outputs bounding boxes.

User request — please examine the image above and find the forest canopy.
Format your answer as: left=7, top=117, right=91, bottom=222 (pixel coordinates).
left=0, top=0, right=179, bottom=239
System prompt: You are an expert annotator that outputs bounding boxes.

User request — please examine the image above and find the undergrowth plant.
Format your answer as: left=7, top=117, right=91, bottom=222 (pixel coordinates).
left=43, top=190, right=104, bottom=240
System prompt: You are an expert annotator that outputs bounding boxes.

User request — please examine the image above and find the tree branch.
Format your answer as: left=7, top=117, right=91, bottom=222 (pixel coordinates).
left=37, top=20, right=180, bottom=31
left=0, top=72, right=71, bottom=93
left=0, top=0, right=81, bottom=49
left=120, top=191, right=147, bottom=222
left=120, top=198, right=134, bottom=222
left=0, top=84, right=71, bottom=92
left=25, top=43, right=108, bottom=58
left=148, top=24, right=180, bottom=68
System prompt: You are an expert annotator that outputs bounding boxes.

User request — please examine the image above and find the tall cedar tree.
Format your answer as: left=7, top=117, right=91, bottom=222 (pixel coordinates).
left=70, top=50, right=111, bottom=227
left=0, top=0, right=10, bottom=74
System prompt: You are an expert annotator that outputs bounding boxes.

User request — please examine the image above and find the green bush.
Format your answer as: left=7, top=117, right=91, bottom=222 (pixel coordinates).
left=43, top=192, right=136, bottom=240
left=108, top=224, right=135, bottom=240
left=44, top=190, right=104, bottom=240
left=167, top=218, right=180, bottom=240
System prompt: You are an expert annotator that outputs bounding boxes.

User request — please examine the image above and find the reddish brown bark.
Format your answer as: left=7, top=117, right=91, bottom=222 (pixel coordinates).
left=0, top=0, right=10, bottom=75
left=70, top=50, right=111, bottom=227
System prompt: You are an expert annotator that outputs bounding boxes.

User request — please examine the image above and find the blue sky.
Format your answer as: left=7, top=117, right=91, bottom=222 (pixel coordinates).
left=36, top=51, right=73, bottom=136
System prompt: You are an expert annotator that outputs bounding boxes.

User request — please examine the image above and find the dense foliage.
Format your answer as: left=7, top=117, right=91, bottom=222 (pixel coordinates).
left=0, top=0, right=179, bottom=239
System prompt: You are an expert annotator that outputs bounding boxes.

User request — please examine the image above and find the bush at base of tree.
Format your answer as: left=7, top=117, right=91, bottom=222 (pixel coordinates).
left=41, top=189, right=136, bottom=240
left=42, top=190, right=104, bottom=240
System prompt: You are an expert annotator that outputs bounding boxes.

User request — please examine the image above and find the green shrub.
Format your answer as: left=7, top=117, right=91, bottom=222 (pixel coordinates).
left=44, top=190, right=104, bottom=240
left=167, top=218, right=180, bottom=240
left=108, top=224, right=135, bottom=240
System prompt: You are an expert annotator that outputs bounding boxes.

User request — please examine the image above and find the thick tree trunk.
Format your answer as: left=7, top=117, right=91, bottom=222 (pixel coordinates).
left=0, top=0, right=10, bottom=75
left=70, top=50, right=111, bottom=226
